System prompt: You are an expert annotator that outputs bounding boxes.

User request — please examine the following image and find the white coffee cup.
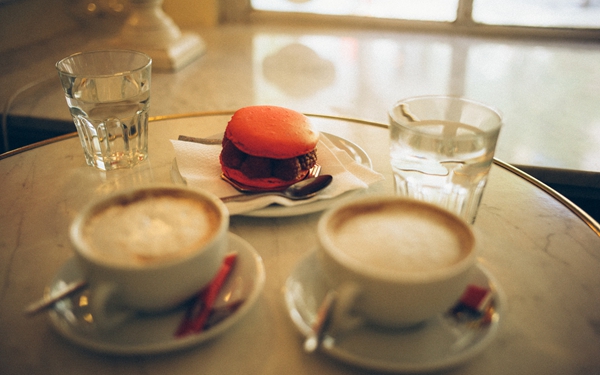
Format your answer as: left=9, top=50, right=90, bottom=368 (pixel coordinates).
left=69, top=185, right=229, bottom=329
left=317, top=195, right=477, bottom=328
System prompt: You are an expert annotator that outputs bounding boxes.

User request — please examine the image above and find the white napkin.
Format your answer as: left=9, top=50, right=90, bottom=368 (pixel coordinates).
left=171, top=135, right=384, bottom=215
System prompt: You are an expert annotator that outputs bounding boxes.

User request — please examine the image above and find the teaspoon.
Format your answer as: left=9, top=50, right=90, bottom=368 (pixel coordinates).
left=304, top=290, right=337, bottom=353
left=220, top=175, right=333, bottom=203
left=24, top=280, right=88, bottom=316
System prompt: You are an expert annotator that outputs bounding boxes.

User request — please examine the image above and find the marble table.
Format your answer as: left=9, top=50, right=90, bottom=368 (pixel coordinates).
left=1, top=113, right=599, bottom=375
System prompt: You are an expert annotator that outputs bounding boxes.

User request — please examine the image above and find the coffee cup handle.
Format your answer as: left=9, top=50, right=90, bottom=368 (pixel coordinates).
left=328, top=282, right=364, bottom=335
left=89, top=282, right=134, bottom=330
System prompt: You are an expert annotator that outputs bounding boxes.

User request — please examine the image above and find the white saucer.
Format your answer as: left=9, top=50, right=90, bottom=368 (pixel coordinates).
left=284, top=252, right=504, bottom=373
left=171, top=132, right=372, bottom=218
left=48, top=233, right=265, bottom=355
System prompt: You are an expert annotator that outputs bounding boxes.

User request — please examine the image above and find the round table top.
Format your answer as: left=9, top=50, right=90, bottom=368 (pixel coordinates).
left=1, top=113, right=599, bottom=375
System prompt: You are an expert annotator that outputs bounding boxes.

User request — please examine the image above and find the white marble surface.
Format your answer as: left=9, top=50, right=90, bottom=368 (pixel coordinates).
left=0, top=114, right=599, bottom=374
left=2, top=22, right=600, bottom=183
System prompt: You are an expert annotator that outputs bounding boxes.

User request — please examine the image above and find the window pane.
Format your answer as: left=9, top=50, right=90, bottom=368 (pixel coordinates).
left=252, top=0, right=459, bottom=22
left=473, top=0, right=600, bottom=28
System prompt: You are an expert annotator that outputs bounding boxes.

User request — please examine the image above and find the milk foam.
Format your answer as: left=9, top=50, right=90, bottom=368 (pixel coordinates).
left=329, top=204, right=469, bottom=272
left=82, top=194, right=219, bottom=266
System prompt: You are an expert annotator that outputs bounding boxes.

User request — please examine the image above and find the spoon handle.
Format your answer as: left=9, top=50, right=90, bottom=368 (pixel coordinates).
left=220, top=192, right=288, bottom=203
left=24, top=280, right=88, bottom=316
left=304, top=290, right=337, bottom=353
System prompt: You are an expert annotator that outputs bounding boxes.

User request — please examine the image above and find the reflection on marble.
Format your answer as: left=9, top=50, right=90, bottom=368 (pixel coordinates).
left=262, top=42, right=335, bottom=97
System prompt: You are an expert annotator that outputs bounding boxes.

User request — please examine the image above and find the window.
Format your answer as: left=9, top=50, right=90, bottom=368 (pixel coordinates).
left=250, top=0, right=600, bottom=39
left=252, top=0, right=459, bottom=22
left=473, top=0, right=600, bottom=28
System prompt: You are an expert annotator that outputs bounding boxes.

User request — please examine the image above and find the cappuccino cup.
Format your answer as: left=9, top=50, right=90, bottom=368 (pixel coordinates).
left=69, top=185, right=229, bottom=329
left=317, top=195, right=477, bottom=328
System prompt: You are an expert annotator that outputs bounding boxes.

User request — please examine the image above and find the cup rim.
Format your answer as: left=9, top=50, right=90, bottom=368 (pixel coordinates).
left=317, top=195, right=477, bottom=283
left=70, top=185, right=229, bottom=270
left=56, top=49, right=152, bottom=78
left=388, top=95, right=503, bottom=135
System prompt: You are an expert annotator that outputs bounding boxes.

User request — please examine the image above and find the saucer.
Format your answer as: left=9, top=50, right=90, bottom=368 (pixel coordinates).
left=171, top=132, right=372, bottom=218
left=48, top=233, right=265, bottom=355
left=284, top=252, right=504, bottom=373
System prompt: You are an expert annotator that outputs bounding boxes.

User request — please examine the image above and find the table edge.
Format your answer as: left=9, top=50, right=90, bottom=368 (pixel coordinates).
left=492, top=159, right=600, bottom=236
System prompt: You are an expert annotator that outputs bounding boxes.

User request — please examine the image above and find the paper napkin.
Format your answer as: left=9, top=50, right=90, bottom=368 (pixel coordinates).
left=171, top=134, right=384, bottom=215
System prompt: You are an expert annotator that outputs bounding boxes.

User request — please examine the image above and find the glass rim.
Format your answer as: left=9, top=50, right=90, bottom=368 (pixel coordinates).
left=389, top=95, right=503, bottom=119
left=388, top=95, right=503, bottom=135
left=55, top=49, right=152, bottom=78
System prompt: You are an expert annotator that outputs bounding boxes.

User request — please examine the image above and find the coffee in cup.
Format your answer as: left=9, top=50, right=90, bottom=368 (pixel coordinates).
left=70, top=185, right=229, bottom=329
left=317, top=195, right=477, bottom=328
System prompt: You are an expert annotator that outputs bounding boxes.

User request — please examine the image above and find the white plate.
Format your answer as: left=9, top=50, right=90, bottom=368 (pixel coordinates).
left=171, top=133, right=372, bottom=217
left=284, top=252, right=504, bottom=373
left=48, top=233, right=265, bottom=355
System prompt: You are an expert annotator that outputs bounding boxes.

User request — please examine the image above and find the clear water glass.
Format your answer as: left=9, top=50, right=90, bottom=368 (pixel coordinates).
left=389, top=96, right=502, bottom=224
left=56, top=50, right=152, bottom=171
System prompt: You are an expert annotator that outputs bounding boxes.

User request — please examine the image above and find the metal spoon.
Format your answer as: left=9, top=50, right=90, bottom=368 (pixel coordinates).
left=24, top=280, right=88, bottom=316
left=304, top=290, right=337, bottom=353
left=220, top=175, right=333, bottom=203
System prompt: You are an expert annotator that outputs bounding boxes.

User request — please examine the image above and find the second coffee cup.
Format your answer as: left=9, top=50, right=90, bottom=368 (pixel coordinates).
left=69, top=185, right=229, bottom=329
left=317, top=195, right=477, bottom=328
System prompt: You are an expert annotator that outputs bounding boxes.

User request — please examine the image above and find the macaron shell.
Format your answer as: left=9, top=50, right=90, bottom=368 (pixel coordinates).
left=225, top=106, right=319, bottom=159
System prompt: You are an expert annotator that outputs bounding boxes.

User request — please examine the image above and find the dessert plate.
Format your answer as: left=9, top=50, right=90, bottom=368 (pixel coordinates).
left=171, top=133, right=372, bottom=218
left=48, top=233, right=265, bottom=355
left=284, top=252, right=504, bottom=373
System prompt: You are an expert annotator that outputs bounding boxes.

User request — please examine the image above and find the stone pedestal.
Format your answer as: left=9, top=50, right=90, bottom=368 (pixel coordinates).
left=114, top=0, right=205, bottom=71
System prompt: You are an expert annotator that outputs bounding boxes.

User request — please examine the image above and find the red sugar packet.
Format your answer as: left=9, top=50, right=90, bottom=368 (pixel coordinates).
left=449, top=284, right=496, bottom=327
left=175, top=252, right=238, bottom=337
left=459, top=284, right=493, bottom=313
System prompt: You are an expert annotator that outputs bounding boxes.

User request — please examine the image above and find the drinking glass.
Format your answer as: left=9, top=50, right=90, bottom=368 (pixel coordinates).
left=389, top=95, right=502, bottom=224
left=56, top=50, right=152, bottom=171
